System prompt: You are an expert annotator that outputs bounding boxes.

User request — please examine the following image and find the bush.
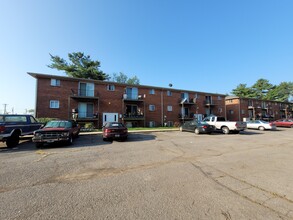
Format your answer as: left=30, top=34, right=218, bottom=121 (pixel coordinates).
left=37, top=118, right=58, bottom=124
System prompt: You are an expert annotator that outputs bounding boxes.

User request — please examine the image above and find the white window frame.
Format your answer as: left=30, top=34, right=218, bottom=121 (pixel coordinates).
left=50, top=100, right=59, bottom=109
left=107, top=84, right=115, bottom=91
left=167, top=105, right=173, bottom=112
left=51, top=79, right=60, bottom=86
left=149, top=105, right=155, bottom=111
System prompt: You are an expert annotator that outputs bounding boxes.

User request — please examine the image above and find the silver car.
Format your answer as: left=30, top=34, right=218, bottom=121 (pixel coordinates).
left=246, top=120, right=276, bottom=131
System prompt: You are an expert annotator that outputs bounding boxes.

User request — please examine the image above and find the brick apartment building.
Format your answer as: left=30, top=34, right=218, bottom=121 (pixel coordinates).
left=29, top=72, right=226, bottom=128
left=226, top=96, right=293, bottom=121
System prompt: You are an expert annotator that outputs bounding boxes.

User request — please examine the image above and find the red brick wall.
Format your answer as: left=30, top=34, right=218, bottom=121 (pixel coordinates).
left=34, top=75, right=227, bottom=128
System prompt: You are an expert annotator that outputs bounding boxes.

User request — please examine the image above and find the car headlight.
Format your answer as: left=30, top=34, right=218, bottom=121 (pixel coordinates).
left=34, top=132, right=42, bottom=137
left=61, top=132, right=69, bottom=137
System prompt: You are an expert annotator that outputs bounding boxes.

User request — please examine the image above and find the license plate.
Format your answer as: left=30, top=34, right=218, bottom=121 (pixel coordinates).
left=115, top=134, right=120, bottom=137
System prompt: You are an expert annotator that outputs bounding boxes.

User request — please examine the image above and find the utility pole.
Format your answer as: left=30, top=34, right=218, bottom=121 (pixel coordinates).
left=3, top=104, right=8, bottom=114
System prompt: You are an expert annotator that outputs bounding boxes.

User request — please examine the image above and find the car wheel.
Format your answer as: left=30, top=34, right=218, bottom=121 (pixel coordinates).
left=259, top=126, right=265, bottom=131
left=67, top=135, right=73, bottom=145
left=222, top=126, right=230, bottom=134
left=194, top=128, right=200, bottom=135
left=290, top=125, right=293, bottom=128
left=6, top=133, right=20, bottom=148
left=103, top=138, right=108, bottom=141
left=35, top=143, right=44, bottom=148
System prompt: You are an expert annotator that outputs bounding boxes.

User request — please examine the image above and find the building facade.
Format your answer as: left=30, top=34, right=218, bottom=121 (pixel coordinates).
left=29, top=73, right=226, bottom=128
left=226, top=96, right=293, bottom=121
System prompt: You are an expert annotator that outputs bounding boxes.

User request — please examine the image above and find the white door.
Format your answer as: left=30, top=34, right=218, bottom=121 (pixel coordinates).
left=103, top=113, right=118, bottom=125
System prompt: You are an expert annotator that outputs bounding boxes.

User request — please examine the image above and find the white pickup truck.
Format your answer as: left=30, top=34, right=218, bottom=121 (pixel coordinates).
left=203, top=115, right=246, bottom=134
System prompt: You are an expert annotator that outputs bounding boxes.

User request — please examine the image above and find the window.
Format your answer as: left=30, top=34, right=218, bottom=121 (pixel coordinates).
left=78, top=103, right=94, bottom=118
left=167, top=106, right=173, bottom=112
left=79, top=82, right=94, bottom=97
left=229, top=110, right=234, bottom=115
left=241, top=110, right=245, bottom=114
left=181, top=92, right=189, bottom=100
left=107, top=84, right=115, bottom=91
left=149, top=105, right=155, bottom=111
left=149, top=89, right=155, bottom=95
left=51, top=79, right=60, bottom=86
left=167, top=90, right=172, bottom=96
left=218, top=96, right=222, bottom=100
left=50, top=100, right=59, bottom=109
left=30, top=116, right=38, bottom=123
left=126, top=87, right=138, bottom=100
left=5, top=116, right=27, bottom=122
left=218, top=108, right=222, bottom=113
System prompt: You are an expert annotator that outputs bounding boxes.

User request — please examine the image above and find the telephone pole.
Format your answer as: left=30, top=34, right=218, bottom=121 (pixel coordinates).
left=3, top=104, right=8, bottom=114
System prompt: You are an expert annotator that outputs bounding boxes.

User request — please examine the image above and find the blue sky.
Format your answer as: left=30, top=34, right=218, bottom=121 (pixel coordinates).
left=1, top=0, right=292, bottom=114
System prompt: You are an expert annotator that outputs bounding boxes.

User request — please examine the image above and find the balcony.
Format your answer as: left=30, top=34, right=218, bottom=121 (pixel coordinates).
left=179, top=98, right=196, bottom=105
left=123, top=94, right=144, bottom=102
left=204, top=100, right=217, bottom=106
left=70, top=89, right=99, bottom=100
left=123, top=113, right=145, bottom=121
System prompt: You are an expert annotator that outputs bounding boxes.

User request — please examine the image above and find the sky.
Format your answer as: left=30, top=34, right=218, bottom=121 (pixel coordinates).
left=0, top=0, right=293, bottom=114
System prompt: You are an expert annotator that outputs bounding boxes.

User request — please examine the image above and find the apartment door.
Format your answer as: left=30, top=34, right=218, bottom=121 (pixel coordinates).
left=103, top=113, right=118, bottom=125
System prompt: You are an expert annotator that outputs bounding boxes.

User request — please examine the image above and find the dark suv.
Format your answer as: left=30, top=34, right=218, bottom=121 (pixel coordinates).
left=0, top=115, right=42, bottom=148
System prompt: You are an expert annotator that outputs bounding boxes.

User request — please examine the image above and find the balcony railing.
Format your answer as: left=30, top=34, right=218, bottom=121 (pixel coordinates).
left=123, top=113, right=145, bottom=121
left=179, top=98, right=196, bottom=105
left=204, top=100, right=217, bottom=106
left=71, top=89, right=99, bottom=99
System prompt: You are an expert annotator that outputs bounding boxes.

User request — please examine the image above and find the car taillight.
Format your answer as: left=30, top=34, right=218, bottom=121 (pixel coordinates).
left=105, top=129, right=110, bottom=133
left=202, top=125, right=208, bottom=129
left=269, top=123, right=274, bottom=126
left=0, top=126, right=5, bottom=133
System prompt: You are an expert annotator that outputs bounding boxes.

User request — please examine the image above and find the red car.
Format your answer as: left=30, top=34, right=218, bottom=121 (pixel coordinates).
left=102, top=122, right=128, bottom=141
left=273, top=119, right=293, bottom=128
left=32, top=120, right=80, bottom=148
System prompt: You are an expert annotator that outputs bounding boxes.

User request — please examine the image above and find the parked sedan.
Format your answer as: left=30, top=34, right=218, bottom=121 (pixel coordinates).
left=32, top=120, right=80, bottom=148
left=102, top=122, right=128, bottom=141
left=246, top=120, right=276, bottom=131
left=273, top=119, right=293, bottom=128
left=180, top=120, right=215, bottom=134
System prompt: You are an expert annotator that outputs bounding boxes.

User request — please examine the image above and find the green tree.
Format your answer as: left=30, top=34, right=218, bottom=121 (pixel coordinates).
left=267, top=82, right=293, bottom=102
left=251, top=78, right=274, bottom=99
left=112, top=72, right=140, bottom=85
left=231, top=83, right=255, bottom=98
left=48, top=52, right=109, bottom=80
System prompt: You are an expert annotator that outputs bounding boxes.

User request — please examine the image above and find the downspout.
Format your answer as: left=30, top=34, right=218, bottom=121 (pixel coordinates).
left=35, top=78, right=38, bottom=118
left=238, top=99, right=241, bottom=121
left=161, top=89, right=164, bottom=126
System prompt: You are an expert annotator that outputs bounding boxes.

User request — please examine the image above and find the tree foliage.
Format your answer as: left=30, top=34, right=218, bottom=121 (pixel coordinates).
left=231, top=79, right=293, bottom=102
left=112, top=72, right=140, bottom=85
left=48, top=52, right=109, bottom=80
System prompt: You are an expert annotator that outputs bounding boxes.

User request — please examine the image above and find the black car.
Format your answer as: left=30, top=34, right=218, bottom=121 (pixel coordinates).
left=102, top=122, right=128, bottom=141
left=179, top=120, right=215, bottom=134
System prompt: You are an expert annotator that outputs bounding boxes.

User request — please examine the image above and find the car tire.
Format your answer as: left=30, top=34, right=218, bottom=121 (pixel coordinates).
left=194, top=128, right=200, bottom=135
left=67, top=135, right=73, bottom=145
left=6, top=133, right=20, bottom=148
left=290, top=125, right=293, bottom=128
left=103, top=138, right=108, bottom=141
left=222, top=126, right=230, bottom=134
left=259, top=126, right=265, bottom=131
left=35, top=143, right=44, bottom=148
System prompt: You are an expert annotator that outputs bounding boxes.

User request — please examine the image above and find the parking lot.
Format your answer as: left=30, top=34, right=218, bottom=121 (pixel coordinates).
left=1, top=128, right=293, bottom=219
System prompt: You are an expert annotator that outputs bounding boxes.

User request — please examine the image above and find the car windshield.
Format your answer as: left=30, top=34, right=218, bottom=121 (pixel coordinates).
left=45, top=121, right=71, bottom=128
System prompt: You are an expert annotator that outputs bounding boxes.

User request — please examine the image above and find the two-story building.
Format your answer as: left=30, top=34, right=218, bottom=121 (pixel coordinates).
left=29, top=72, right=226, bottom=128
left=226, top=96, right=293, bottom=121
